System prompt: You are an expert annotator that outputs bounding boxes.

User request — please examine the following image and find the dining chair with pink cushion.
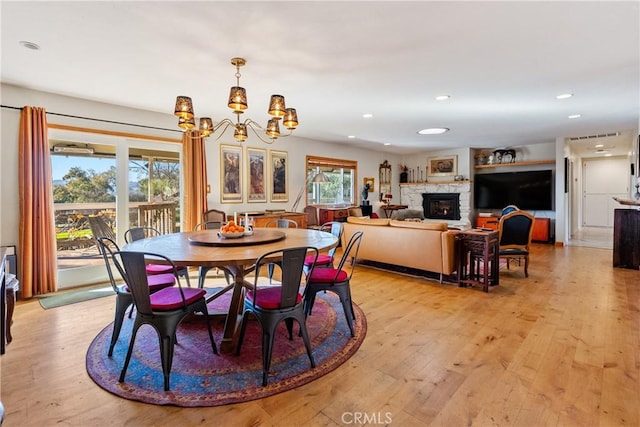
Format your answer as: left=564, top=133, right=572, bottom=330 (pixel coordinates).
left=303, top=221, right=343, bottom=274
left=97, top=236, right=176, bottom=357
left=124, top=227, right=192, bottom=287
left=114, top=250, right=217, bottom=391
left=236, top=246, right=318, bottom=386
left=303, top=230, right=364, bottom=337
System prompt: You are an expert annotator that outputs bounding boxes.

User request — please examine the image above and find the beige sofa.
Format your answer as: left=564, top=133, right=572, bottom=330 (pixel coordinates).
left=342, top=217, right=459, bottom=280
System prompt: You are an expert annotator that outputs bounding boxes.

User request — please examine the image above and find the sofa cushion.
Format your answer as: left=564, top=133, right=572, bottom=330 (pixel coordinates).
left=389, top=220, right=448, bottom=231
left=347, top=217, right=390, bottom=226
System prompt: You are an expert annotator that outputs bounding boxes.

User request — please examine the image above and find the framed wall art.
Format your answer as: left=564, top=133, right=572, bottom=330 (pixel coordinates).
left=269, top=150, right=288, bottom=202
left=427, top=155, right=457, bottom=177
left=220, top=144, right=242, bottom=203
left=363, top=177, right=375, bottom=191
left=246, top=147, right=267, bottom=203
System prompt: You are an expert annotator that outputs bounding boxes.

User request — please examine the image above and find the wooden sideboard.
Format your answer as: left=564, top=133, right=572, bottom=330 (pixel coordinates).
left=244, top=212, right=308, bottom=229
left=318, top=207, right=349, bottom=223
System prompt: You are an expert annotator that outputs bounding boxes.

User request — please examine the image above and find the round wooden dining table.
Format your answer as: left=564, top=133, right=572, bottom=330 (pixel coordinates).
left=122, top=227, right=339, bottom=353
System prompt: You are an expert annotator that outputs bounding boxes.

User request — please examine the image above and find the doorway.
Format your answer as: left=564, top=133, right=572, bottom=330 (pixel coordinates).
left=582, top=156, right=628, bottom=227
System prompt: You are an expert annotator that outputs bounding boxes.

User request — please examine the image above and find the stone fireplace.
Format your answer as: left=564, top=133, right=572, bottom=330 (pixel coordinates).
left=422, top=193, right=460, bottom=220
left=399, top=182, right=471, bottom=227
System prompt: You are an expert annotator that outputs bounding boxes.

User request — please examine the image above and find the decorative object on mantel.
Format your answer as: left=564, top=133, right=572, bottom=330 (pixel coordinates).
left=399, top=164, right=408, bottom=183
left=635, top=182, right=640, bottom=200
left=174, top=57, right=299, bottom=144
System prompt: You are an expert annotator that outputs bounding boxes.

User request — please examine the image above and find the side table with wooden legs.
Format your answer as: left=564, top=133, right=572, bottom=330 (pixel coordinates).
left=456, top=229, right=499, bottom=292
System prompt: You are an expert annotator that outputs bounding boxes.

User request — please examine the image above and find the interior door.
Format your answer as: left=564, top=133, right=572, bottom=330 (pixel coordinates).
left=582, top=156, right=628, bottom=227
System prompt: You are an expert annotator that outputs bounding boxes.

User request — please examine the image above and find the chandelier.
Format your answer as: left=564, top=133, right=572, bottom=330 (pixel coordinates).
left=173, top=57, right=298, bottom=144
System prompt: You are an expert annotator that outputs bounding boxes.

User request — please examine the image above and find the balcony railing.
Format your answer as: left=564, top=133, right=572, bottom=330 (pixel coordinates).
left=55, top=202, right=179, bottom=263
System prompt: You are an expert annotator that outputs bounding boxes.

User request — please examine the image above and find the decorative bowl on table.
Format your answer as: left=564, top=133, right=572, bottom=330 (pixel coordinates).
left=218, top=230, right=245, bottom=239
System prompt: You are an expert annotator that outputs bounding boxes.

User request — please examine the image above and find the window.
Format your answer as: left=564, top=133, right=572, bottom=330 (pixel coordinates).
left=305, top=156, right=357, bottom=206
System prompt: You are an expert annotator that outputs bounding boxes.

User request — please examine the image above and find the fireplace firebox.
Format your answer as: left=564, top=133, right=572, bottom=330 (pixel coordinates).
left=422, top=193, right=460, bottom=220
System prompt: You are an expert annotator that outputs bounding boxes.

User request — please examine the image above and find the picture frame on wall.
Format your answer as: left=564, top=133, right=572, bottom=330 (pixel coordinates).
left=427, top=155, right=457, bottom=177
left=269, top=150, right=288, bottom=202
left=220, top=144, right=242, bottom=203
left=363, top=177, right=375, bottom=191
left=246, top=147, right=267, bottom=203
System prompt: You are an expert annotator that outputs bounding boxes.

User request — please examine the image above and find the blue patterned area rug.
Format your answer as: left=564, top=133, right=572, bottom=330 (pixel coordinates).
left=86, top=292, right=366, bottom=407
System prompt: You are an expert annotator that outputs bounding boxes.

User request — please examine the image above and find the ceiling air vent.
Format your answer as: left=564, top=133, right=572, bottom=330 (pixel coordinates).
left=569, top=132, right=620, bottom=141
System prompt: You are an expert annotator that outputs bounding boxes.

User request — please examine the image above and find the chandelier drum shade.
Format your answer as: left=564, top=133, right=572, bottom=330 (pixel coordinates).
left=174, top=57, right=299, bottom=144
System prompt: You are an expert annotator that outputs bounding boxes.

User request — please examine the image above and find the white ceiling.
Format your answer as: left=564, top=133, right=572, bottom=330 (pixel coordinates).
left=2, top=1, right=638, bottom=157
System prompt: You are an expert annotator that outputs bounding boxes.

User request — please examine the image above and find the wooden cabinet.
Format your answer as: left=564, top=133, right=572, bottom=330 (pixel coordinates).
left=476, top=215, right=551, bottom=242
left=476, top=216, right=499, bottom=230
left=531, top=217, right=550, bottom=242
left=613, top=209, right=640, bottom=269
left=318, top=207, right=349, bottom=223
left=250, top=212, right=308, bottom=229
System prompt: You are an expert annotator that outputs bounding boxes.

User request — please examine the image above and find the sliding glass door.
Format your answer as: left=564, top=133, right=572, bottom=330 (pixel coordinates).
left=49, top=128, right=183, bottom=289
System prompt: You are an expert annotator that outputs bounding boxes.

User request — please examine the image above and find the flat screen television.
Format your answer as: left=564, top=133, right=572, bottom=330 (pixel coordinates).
left=474, top=169, right=553, bottom=211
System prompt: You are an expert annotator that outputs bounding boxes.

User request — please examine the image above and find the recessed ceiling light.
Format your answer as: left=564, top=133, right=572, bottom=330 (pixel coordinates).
left=568, top=114, right=581, bottom=119
left=417, top=128, right=449, bottom=135
left=595, top=144, right=604, bottom=148
left=604, top=153, right=612, bottom=157
left=19, top=40, right=40, bottom=50
left=435, top=95, right=451, bottom=101
left=556, top=93, right=573, bottom=99
left=362, top=113, right=373, bottom=118
left=384, top=142, right=391, bottom=146
left=347, top=135, right=356, bottom=139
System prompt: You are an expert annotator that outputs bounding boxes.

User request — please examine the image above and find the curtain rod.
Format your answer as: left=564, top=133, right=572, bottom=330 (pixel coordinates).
left=1, top=104, right=181, bottom=134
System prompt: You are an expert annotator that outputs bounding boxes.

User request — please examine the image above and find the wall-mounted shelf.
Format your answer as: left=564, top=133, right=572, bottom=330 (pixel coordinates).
left=474, top=160, right=555, bottom=169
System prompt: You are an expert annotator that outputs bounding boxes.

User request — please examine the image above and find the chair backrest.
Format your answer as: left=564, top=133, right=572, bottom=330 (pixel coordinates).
left=265, top=218, right=298, bottom=228
left=88, top=215, right=116, bottom=243
left=252, top=246, right=318, bottom=310
left=203, top=209, right=227, bottom=224
left=499, top=210, right=534, bottom=249
left=194, top=221, right=222, bottom=231
left=501, top=205, right=520, bottom=216
left=333, top=230, right=364, bottom=281
left=320, top=221, right=344, bottom=257
left=115, top=251, right=184, bottom=315
left=304, top=206, right=319, bottom=227
left=96, top=236, right=122, bottom=293
left=124, top=226, right=162, bottom=244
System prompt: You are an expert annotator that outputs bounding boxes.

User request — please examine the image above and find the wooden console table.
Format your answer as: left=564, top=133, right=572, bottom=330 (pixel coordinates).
left=456, top=229, right=499, bottom=292
left=239, top=212, right=308, bottom=229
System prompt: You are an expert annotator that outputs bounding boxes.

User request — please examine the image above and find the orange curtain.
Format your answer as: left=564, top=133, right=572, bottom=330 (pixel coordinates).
left=18, top=106, right=57, bottom=297
left=182, top=132, right=208, bottom=231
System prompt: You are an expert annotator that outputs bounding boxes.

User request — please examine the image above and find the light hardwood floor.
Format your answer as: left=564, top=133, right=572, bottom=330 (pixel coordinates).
left=2, top=243, right=639, bottom=426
